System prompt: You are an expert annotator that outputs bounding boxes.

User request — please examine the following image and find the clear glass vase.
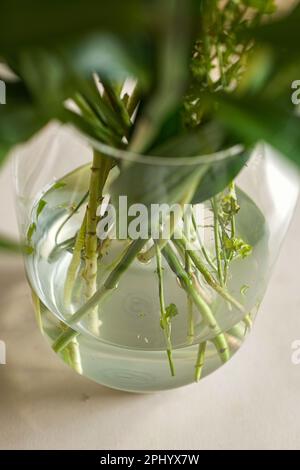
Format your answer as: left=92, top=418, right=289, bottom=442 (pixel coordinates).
left=14, top=124, right=298, bottom=393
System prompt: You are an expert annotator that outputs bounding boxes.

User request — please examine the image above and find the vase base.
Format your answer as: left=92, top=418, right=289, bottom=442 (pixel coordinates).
left=36, top=295, right=251, bottom=393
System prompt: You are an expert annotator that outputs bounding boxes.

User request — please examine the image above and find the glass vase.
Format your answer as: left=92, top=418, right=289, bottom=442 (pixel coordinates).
left=14, top=124, right=299, bottom=392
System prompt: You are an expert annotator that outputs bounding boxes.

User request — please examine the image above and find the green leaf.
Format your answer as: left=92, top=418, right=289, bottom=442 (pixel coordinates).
left=235, top=188, right=267, bottom=247
left=243, top=0, right=276, bottom=14
left=240, top=284, right=250, bottom=296
left=0, top=0, right=145, bottom=53
left=67, top=34, right=147, bottom=85
left=214, top=93, right=300, bottom=167
left=252, top=4, right=300, bottom=54
left=110, top=161, right=207, bottom=212
left=0, top=81, right=48, bottom=165
left=0, top=104, right=48, bottom=165
left=36, top=199, right=47, bottom=219
left=27, top=222, right=36, bottom=244
left=150, top=122, right=225, bottom=158
left=165, top=303, right=179, bottom=321
left=52, top=182, right=66, bottom=191
left=223, top=236, right=252, bottom=259
left=191, top=148, right=250, bottom=204
left=15, top=39, right=140, bottom=146
left=130, top=0, right=202, bottom=153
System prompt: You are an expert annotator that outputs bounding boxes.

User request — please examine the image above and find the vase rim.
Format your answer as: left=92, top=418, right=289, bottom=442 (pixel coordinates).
left=84, top=132, right=246, bottom=167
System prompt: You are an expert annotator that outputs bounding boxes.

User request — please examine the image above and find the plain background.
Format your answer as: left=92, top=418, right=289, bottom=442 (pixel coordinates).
left=0, top=0, right=300, bottom=451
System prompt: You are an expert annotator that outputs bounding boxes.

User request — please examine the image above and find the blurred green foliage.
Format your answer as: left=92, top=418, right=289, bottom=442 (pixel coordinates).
left=0, top=0, right=300, bottom=250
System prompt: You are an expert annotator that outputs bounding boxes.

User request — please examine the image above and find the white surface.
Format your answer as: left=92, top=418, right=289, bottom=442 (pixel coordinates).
left=0, top=156, right=300, bottom=450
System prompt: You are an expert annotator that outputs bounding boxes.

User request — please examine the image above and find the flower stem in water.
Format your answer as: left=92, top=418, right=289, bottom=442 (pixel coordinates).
left=83, top=150, right=112, bottom=335
left=195, top=341, right=207, bottom=382
left=64, top=212, right=87, bottom=307
left=53, top=239, right=147, bottom=353
left=155, top=242, right=175, bottom=377
left=162, top=243, right=230, bottom=364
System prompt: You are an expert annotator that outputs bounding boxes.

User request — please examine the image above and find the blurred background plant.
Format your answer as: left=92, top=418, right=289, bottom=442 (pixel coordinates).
left=0, top=0, right=299, bottom=214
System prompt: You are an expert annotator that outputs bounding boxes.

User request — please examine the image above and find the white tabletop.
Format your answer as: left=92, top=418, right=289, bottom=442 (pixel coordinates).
left=0, top=154, right=300, bottom=451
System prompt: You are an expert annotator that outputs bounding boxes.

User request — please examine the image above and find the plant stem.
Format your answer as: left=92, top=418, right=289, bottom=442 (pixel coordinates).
left=54, top=191, right=88, bottom=247
left=191, top=210, right=217, bottom=272
left=174, top=236, right=245, bottom=313
left=155, top=243, right=175, bottom=376
left=53, top=239, right=146, bottom=353
left=67, top=338, right=83, bottom=375
left=223, top=181, right=237, bottom=284
left=211, top=197, right=224, bottom=287
left=83, top=150, right=113, bottom=335
left=58, top=321, right=83, bottom=374
left=64, top=212, right=87, bottom=306
left=184, top=220, right=195, bottom=344
left=162, top=243, right=230, bottom=364
left=195, top=341, right=207, bottom=382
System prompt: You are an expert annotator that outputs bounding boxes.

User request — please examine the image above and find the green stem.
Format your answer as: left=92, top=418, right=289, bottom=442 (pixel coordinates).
left=83, top=150, right=113, bottom=335
left=54, top=191, right=88, bottom=247
left=211, top=197, right=224, bottom=287
left=53, top=239, right=146, bottom=353
left=191, top=210, right=217, bottom=273
left=185, top=224, right=194, bottom=344
left=64, top=212, right=87, bottom=306
left=67, top=338, right=83, bottom=375
left=162, top=243, right=230, bottom=364
left=174, top=236, right=245, bottom=313
left=195, top=341, right=207, bottom=382
left=187, top=296, right=194, bottom=344
left=155, top=243, right=175, bottom=377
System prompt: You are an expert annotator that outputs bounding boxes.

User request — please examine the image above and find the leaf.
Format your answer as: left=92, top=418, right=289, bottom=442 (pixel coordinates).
left=243, top=0, right=276, bottom=14
left=165, top=303, right=179, bottom=321
left=191, top=147, right=250, bottom=204
left=240, top=284, right=250, bottom=296
left=15, top=40, right=139, bottom=146
left=110, top=161, right=207, bottom=211
left=0, top=0, right=145, bottom=53
left=52, top=182, right=66, bottom=191
left=213, top=93, right=300, bottom=167
left=68, top=34, right=147, bottom=85
left=223, top=236, right=252, bottom=259
left=150, top=122, right=225, bottom=158
left=111, top=118, right=248, bottom=214
left=235, top=188, right=267, bottom=246
left=0, top=104, right=48, bottom=165
left=0, top=142, right=12, bottom=167
left=0, top=81, right=48, bottom=165
left=130, top=0, right=202, bottom=153
left=36, top=200, right=47, bottom=219
left=251, top=4, right=300, bottom=54
left=27, top=223, right=36, bottom=244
